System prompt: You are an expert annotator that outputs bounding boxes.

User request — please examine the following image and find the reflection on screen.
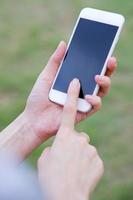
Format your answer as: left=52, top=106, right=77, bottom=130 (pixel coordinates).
left=53, top=18, right=118, bottom=98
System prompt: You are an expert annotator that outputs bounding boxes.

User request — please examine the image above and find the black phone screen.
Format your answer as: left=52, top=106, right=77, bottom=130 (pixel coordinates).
left=53, top=18, right=118, bottom=98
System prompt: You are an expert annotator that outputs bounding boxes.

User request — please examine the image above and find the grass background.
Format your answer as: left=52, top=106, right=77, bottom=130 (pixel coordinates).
left=0, top=0, right=133, bottom=199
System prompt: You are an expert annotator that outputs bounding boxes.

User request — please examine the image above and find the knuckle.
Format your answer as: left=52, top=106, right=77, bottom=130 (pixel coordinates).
left=78, top=137, right=87, bottom=145
left=42, top=75, right=51, bottom=85
left=50, top=54, right=60, bottom=66
left=89, top=145, right=97, bottom=155
left=97, top=158, right=104, bottom=175
left=77, top=137, right=86, bottom=145
left=97, top=96, right=102, bottom=104
left=79, top=132, right=90, bottom=143
left=105, top=77, right=111, bottom=88
left=107, top=76, right=111, bottom=84
left=65, top=104, right=76, bottom=113
left=95, top=96, right=102, bottom=110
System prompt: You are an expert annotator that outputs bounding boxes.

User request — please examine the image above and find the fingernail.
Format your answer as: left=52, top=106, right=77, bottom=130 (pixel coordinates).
left=71, top=78, right=80, bottom=87
left=57, top=41, right=64, bottom=49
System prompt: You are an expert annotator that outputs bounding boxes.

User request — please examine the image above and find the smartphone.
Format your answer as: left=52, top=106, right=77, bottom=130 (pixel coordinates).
left=49, top=8, right=125, bottom=113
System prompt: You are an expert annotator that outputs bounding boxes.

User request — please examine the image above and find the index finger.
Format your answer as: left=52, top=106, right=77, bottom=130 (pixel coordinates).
left=61, top=78, right=80, bottom=130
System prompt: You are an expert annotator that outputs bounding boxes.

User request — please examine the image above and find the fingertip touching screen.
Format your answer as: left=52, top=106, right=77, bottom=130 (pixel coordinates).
left=53, top=18, right=118, bottom=98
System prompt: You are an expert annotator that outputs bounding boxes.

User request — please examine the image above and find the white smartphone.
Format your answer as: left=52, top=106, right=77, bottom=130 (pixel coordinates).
left=49, top=8, right=125, bottom=113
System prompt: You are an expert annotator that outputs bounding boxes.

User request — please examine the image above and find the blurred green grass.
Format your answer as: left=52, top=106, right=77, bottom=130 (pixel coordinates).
left=0, top=0, right=133, bottom=199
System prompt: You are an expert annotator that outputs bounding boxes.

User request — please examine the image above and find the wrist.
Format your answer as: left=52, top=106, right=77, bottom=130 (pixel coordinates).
left=23, top=109, right=51, bottom=143
left=17, top=111, right=42, bottom=158
left=0, top=112, right=42, bottom=160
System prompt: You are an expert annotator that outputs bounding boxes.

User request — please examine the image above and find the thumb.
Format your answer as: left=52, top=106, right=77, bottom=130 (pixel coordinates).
left=41, top=41, right=66, bottom=87
left=30, top=41, right=66, bottom=96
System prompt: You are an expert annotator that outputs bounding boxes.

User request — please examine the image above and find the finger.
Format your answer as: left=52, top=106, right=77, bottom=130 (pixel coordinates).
left=61, top=78, right=80, bottom=130
left=45, top=41, right=67, bottom=75
left=40, top=41, right=67, bottom=87
left=105, top=57, right=117, bottom=77
left=85, top=95, right=102, bottom=115
left=78, top=132, right=90, bottom=143
left=95, top=75, right=111, bottom=98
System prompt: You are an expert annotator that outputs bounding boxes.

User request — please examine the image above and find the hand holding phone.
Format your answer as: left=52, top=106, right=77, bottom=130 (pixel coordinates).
left=49, top=8, right=125, bottom=112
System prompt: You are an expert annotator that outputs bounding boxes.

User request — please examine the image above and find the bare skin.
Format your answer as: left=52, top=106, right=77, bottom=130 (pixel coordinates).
left=0, top=41, right=117, bottom=159
left=38, top=79, right=104, bottom=200
left=25, top=41, right=116, bottom=140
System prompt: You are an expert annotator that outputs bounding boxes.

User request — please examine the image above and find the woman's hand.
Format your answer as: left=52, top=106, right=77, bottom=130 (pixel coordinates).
left=24, top=41, right=117, bottom=143
left=38, top=79, right=104, bottom=200
left=0, top=41, right=117, bottom=160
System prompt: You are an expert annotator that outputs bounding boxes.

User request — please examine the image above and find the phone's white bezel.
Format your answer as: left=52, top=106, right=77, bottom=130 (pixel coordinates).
left=49, top=8, right=125, bottom=113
